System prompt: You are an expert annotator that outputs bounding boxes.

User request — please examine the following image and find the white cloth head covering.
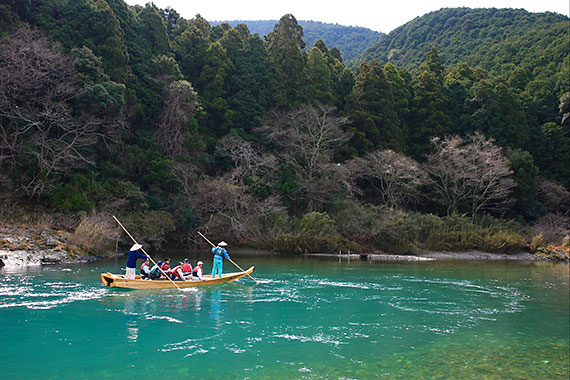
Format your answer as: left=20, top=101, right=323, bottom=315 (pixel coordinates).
left=197, top=261, right=203, bottom=265
left=217, top=241, right=228, bottom=247
left=130, top=243, right=142, bottom=251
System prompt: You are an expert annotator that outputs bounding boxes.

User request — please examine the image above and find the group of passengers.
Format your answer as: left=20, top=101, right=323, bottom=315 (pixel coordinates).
left=124, top=241, right=230, bottom=281
left=141, top=257, right=205, bottom=281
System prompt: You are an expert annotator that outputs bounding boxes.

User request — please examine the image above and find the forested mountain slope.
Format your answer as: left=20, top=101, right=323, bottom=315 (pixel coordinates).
left=1, top=2, right=568, bottom=254
left=355, top=8, right=569, bottom=80
left=212, top=19, right=383, bottom=61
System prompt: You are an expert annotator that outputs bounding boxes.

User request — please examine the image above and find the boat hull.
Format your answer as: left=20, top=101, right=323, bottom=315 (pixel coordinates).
left=101, top=266, right=255, bottom=289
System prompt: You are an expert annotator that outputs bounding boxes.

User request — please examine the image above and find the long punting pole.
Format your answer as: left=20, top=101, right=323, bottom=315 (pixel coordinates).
left=112, top=215, right=182, bottom=290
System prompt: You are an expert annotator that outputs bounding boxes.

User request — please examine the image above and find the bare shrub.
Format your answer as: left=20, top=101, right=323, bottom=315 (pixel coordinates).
left=529, top=233, right=544, bottom=253
left=69, top=212, right=120, bottom=256
left=537, top=177, right=570, bottom=215
left=531, top=213, right=570, bottom=245
left=192, top=177, right=284, bottom=241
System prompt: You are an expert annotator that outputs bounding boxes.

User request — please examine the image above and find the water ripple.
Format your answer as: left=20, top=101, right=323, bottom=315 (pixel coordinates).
left=0, top=274, right=107, bottom=310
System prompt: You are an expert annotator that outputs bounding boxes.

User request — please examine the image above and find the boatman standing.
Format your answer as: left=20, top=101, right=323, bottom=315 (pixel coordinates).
left=125, top=243, right=147, bottom=279
left=211, top=241, right=230, bottom=278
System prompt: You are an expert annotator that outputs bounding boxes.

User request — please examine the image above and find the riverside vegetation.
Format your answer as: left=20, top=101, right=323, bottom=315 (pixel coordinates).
left=0, top=3, right=568, bottom=260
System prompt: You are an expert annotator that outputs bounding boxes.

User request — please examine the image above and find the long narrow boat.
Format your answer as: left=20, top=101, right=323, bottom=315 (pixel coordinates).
left=101, top=266, right=255, bottom=289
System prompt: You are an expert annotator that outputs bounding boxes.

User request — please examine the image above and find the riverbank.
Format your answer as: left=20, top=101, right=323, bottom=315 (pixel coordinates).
left=306, top=251, right=538, bottom=262
left=0, top=227, right=99, bottom=267
left=1, top=227, right=568, bottom=267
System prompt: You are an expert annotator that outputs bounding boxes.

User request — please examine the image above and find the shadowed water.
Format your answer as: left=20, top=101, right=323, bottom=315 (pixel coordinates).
left=1, top=255, right=568, bottom=379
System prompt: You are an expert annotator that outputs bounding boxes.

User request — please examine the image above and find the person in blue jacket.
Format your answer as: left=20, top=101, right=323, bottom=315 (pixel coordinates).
left=211, top=241, right=230, bottom=278
left=125, top=243, right=147, bottom=279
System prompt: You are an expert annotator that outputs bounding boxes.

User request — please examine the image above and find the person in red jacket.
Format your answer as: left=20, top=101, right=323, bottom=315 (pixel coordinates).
left=192, top=261, right=204, bottom=280
left=161, top=258, right=171, bottom=273
left=182, top=258, right=192, bottom=276
left=170, top=262, right=186, bottom=281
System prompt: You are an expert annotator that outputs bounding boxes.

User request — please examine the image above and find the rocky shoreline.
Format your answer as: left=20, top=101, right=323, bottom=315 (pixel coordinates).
left=0, top=227, right=99, bottom=267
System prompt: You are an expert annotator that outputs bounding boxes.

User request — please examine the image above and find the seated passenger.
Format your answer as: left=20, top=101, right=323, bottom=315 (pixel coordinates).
left=182, top=258, right=192, bottom=276
left=170, top=262, right=186, bottom=281
left=140, top=258, right=151, bottom=279
left=149, top=261, right=164, bottom=280
left=192, top=261, right=205, bottom=280
left=161, top=258, right=171, bottom=272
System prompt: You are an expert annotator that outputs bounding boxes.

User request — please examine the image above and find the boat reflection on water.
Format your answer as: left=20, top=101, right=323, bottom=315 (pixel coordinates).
left=193, top=289, right=203, bottom=311
left=122, top=294, right=141, bottom=343
left=209, top=289, right=224, bottom=330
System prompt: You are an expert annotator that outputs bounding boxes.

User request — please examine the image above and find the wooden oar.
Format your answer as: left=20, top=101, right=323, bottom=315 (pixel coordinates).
left=197, top=231, right=258, bottom=283
left=113, top=215, right=182, bottom=290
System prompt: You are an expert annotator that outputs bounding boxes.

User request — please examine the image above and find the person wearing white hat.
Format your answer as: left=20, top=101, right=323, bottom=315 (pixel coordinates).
left=192, top=261, right=204, bottom=280
left=125, top=243, right=147, bottom=279
left=211, top=241, right=230, bottom=278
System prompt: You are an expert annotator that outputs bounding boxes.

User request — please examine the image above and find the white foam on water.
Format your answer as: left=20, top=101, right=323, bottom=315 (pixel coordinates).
left=318, top=280, right=371, bottom=289
left=144, top=315, right=183, bottom=324
left=183, top=348, right=208, bottom=357
left=0, top=286, right=108, bottom=310
left=274, top=333, right=346, bottom=346
left=161, top=343, right=199, bottom=352
left=226, top=345, right=247, bottom=354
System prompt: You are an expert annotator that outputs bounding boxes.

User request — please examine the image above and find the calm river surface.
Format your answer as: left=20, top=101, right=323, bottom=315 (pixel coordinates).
left=1, top=254, right=568, bottom=379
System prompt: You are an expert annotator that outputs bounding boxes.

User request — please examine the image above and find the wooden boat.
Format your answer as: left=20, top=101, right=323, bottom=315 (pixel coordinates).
left=100, top=266, right=255, bottom=289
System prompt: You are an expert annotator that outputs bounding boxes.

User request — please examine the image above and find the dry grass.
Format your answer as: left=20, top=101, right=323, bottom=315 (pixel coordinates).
left=68, top=212, right=120, bottom=256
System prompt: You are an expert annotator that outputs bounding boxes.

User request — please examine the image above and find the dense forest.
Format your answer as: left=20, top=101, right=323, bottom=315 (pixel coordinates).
left=0, top=1, right=568, bottom=256
left=355, top=8, right=569, bottom=77
left=211, top=19, right=383, bottom=62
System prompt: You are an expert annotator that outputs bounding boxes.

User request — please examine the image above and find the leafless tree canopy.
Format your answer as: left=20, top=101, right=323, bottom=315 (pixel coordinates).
left=216, top=134, right=278, bottom=191
left=154, top=80, right=200, bottom=158
left=349, top=150, right=427, bottom=209
left=537, top=177, right=570, bottom=215
left=154, top=80, right=202, bottom=200
left=191, top=176, right=283, bottom=240
left=257, top=103, right=354, bottom=211
left=0, top=26, right=120, bottom=196
left=426, top=132, right=516, bottom=217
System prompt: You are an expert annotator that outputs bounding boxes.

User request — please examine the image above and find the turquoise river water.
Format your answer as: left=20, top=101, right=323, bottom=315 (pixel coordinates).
left=0, top=254, right=568, bottom=379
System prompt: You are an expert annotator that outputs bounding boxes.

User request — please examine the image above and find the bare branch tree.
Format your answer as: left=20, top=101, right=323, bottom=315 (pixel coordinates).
left=426, top=132, right=516, bottom=217
left=257, top=103, right=354, bottom=211
left=537, top=177, right=570, bottom=215
left=348, top=150, right=426, bottom=209
left=191, top=176, right=284, bottom=240
left=0, top=26, right=121, bottom=196
left=154, top=80, right=200, bottom=158
left=216, top=134, right=278, bottom=191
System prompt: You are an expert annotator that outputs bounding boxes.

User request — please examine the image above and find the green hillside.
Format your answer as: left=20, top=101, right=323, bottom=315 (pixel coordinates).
left=354, top=8, right=569, bottom=80
left=1, top=2, right=568, bottom=253
left=212, top=19, right=383, bottom=61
